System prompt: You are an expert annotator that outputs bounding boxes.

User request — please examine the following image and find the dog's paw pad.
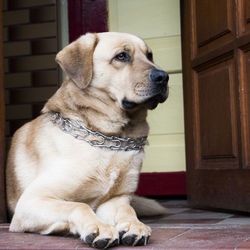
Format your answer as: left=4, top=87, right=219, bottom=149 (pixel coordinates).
left=93, top=238, right=110, bottom=249
left=85, top=232, right=97, bottom=245
left=121, top=234, right=137, bottom=246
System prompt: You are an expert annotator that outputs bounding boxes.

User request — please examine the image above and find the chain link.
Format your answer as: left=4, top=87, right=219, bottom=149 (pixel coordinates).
left=50, top=112, right=148, bottom=151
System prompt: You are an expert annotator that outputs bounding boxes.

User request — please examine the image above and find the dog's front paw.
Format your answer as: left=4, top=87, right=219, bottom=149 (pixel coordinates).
left=116, top=221, right=151, bottom=246
left=82, top=222, right=119, bottom=249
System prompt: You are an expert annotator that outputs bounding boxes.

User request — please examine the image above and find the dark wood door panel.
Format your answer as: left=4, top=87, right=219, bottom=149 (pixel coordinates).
left=193, top=57, right=239, bottom=169
left=190, top=170, right=250, bottom=212
left=192, top=0, right=235, bottom=57
left=239, top=46, right=250, bottom=168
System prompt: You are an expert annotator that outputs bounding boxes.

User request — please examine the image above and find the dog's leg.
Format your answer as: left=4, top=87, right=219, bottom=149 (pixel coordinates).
left=10, top=191, right=119, bottom=249
left=96, top=195, right=151, bottom=246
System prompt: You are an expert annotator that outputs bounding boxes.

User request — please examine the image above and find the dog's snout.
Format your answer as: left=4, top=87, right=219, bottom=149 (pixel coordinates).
left=150, top=70, right=169, bottom=84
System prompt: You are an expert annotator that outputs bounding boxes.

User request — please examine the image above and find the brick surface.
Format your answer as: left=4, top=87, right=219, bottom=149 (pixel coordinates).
left=3, top=0, right=58, bottom=152
left=30, top=6, right=56, bottom=22
left=32, top=38, right=57, bottom=54
left=10, top=54, right=56, bottom=71
left=10, top=87, right=57, bottom=104
left=4, top=72, right=32, bottom=88
left=4, top=58, right=9, bottom=73
left=32, top=70, right=58, bottom=87
left=9, top=0, right=55, bottom=9
left=3, top=9, right=30, bottom=26
left=9, top=23, right=56, bottom=40
left=3, top=27, right=9, bottom=41
left=6, top=104, right=33, bottom=120
left=4, top=41, right=31, bottom=57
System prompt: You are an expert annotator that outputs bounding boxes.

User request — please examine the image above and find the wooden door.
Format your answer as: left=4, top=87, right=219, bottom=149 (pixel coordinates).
left=182, top=0, right=250, bottom=212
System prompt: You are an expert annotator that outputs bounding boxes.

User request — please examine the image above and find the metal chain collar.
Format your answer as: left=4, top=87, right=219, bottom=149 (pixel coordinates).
left=50, top=112, right=148, bottom=151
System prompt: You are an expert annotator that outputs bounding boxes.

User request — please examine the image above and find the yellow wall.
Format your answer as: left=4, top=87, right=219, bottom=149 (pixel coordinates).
left=108, top=0, right=186, bottom=172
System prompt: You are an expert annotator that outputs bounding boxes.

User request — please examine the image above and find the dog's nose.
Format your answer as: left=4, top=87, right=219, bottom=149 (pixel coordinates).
left=150, top=69, right=169, bottom=85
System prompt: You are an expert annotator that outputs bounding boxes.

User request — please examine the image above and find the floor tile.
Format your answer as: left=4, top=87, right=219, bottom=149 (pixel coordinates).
left=2, top=199, right=250, bottom=249
left=237, top=237, right=250, bottom=249
left=160, top=228, right=250, bottom=249
left=159, top=200, right=189, bottom=208
left=218, top=218, right=250, bottom=225
left=165, top=207, right=190, bottom=214
left=145, top=218, right=224, bottom=226
left=164, top=212, right=232, bottom=220
left=0, top=231, right=89, bottom=249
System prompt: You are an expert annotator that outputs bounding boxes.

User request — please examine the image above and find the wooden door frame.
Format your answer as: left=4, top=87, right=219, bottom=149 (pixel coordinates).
left=180, top=0, right=193, bottom=197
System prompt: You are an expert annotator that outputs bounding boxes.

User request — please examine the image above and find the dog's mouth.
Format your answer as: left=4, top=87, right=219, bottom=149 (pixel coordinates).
left=122, top=86, right=168, bottom=110
left=122, top=99, right=138, bottom=109
left=147, top=90, right=168, bottom=109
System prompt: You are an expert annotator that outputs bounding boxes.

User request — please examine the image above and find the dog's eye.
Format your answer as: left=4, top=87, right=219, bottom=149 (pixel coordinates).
left=115, top=52, right=130, bottom=62
left=147, top=52, right=153, bottom=61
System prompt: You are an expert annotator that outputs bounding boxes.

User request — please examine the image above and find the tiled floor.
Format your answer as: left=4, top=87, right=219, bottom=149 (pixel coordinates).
left=1, top=200, right=250, bottom=249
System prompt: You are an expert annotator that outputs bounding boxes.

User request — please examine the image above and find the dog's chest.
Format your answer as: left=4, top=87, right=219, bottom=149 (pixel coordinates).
left=53, top=135, right=144, bottom=206
left=99, top=169, right=121, bottom=197
left=79, top=151, right=144, bottom=206
left=95, top=156, right=139, bottom=195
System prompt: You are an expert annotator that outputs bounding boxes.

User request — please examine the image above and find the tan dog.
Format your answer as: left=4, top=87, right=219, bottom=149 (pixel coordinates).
left=6, top=32, right=169, bottom=249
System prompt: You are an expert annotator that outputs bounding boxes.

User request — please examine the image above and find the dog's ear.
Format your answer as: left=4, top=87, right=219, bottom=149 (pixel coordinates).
left=56, top=33, right=98, bottom=89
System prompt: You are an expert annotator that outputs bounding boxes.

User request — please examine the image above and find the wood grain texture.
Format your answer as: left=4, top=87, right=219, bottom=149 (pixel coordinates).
left=192, top=0, right=235, bottom=57
left=182, top=0, right=250, bottom=212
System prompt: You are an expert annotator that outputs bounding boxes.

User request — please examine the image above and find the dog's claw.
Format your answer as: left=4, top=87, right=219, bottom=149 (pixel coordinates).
left=85, top=232, right=97, bottom=245
left=109, top=238, right=119, bottom=247
left=136, top=236, right=145, bottom=246
left=121, top=234, right=137, bottom=246
left=119, top=230, right=126, bottom=239
left=93, top=238, right=110, bottom=249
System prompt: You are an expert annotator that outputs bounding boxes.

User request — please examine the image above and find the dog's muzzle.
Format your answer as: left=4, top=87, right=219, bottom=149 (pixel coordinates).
left=122, top=69, right=169, bottom=110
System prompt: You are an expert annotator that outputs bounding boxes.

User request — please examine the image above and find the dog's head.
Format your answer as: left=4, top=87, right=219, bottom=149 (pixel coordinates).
left=56, top=32, right=169, bottom=111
